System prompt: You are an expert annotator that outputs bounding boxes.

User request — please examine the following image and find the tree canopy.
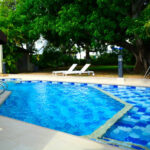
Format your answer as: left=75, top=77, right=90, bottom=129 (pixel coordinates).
left=0, top=0, right=150, bottom=72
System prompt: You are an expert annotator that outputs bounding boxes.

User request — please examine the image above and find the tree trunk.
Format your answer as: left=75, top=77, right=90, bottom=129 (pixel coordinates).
left=134, top=52, right=150, bottom=73
left=116, top=40, right=150, bottom=73
left=129, top=1, right=150, bottom=73
left=134, top=38, right=150, bottom=73
left=134, top=54, right=144, bottom=73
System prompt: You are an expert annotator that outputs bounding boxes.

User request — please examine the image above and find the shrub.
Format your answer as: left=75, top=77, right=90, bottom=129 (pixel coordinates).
left=91, top=53, right=118, bottom=65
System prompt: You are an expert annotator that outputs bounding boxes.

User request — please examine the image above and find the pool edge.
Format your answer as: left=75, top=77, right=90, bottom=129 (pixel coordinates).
left=0, top=91, right=11, bottom=106
left=83, top=86, right=133, bottom=139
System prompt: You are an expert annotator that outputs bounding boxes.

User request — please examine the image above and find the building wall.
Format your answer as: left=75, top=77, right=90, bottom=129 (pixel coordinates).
left=16, top=53, right=34, bottom=72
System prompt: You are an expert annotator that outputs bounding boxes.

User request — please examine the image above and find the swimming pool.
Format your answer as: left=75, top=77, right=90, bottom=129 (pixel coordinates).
left=0, top=80, right=124, bottom=136
left=0, top=79, right=150, bottom=149
left=100, top=85, right=150, bottom=149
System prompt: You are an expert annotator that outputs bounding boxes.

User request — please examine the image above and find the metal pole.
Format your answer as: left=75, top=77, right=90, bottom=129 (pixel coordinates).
left=118, top=48, right=123, bottom=78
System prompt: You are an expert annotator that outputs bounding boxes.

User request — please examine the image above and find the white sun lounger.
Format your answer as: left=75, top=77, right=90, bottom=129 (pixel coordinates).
left=52, top=64, right=77, bottom=75
left=63, top=64, right=95, bottom=76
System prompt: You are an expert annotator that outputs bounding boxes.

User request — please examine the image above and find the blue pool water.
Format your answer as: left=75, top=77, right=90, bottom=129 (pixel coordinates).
left=100, top=85, right=150, bottom=149
left=0, top=81, right=123, bottom=136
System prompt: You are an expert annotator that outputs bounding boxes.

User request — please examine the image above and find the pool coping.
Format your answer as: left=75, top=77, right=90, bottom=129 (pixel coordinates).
left=0, top=77, right=148, bottom=149
left=0, top=115, right=122, bottom=150
left=0, top=90, right=11, bottom=105
left=1, top=75, right=150, bottom=87
left=1, top=77, right=150, bottom=89
left=100, top=137, right=149, bottom=150
left=0, top=79, right=133, bottom=139
left=83, top=86, right=132, bottom=139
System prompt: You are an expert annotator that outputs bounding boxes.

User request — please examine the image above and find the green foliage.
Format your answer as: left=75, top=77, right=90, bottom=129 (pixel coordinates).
left=32, top=45, right=76, bottom=69
left=3, top=54, right=18, bottom=73
left=144, top=5, right=150, bottom=38
left=0, top=0, right=20, bottom=73
left=0, top=0, right=40, bottom=72
left=91, top=53, right=118, bottom=65
left=3, top=45, right=22, bottom=73
left=127, top=4, right=150, bottom=40
left=122, top=49, right=135, bottom=65
left=91, top=48, right=135, bottom=66
left=0, top=0, right=149, bottom=73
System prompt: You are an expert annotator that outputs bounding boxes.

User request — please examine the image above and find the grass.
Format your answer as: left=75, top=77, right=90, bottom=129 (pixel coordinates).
left=19, top=64, right=146, bottom=78
left=42, top=64, right=140, bottom=76
left=44, top=64, right=134, bottom=72
left=89, top=65, right=134, bottom=72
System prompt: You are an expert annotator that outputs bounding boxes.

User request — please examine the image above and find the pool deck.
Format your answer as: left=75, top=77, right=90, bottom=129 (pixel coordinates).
left=0, top=74, right=150, bottom=150
left=1, top=74, right=150, bottom=87
left=0, top=116, right=122, bottom=150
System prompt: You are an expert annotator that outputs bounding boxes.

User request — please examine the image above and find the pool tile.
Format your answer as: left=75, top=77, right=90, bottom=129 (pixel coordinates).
left=126, top=101, right=136, bottom=104
left=101, top=85, right=109, bottom=88
left=146, top=142, right=150, bottom=148
left=129, top=132, right=140, bottom=139
left=136, top=87, right=146, bottom=90
left=74, top=83, right=81, bottom=85
left=1, top=79, right=150, bottom=149
left=135, top=122, right=147, bottom=127
left=70, top=82, right=75, bottom=85
left=1, top=79, right=7, bottom=81
left=51, top=81, right=58, bottom=84
left=145, top=87, right=150, bottom=91
left=58, top=82, right=63, bottom=84
left=127, top=137, right=148, bottom=145
left=99, top=82, right=150, bottom=148
left=131, top=145, right=145, bottom=150
left=111, top=85, right=118, bottom=88
left=118, top=86, right=127, bottom=89
left=87, top=83, right=93, bottom=86
left=126, top=86, right=136, bottom=89
left=132, top=126, right=145, bottom=134
left=96, top=84, right=101, bottom=87
left=117, top=126, right=132, bottom=132
left=80, top=83, right=88, bottom=86
left=137, top=107, right=147, bottom=113
left=31, top=80, right=40, bottom=83
left=10, top=78, right=17, bottom=81
left=146, top=105, right=150, bottom=110
left=116, top=122, right=134, bottom=128
left=62, top=82, right=69, bottom=85
left=130, top=115, right=140, bottom=120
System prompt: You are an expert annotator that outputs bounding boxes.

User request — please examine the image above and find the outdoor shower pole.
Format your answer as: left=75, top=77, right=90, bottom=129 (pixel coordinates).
left=118, top=47, right=123, bottom=77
